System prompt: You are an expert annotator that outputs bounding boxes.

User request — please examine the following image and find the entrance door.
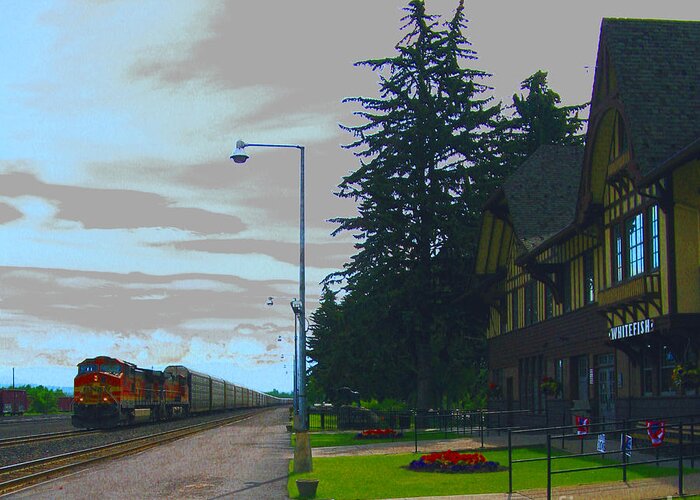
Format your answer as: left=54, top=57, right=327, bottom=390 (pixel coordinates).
left=597, top=354, right=616, bottom=422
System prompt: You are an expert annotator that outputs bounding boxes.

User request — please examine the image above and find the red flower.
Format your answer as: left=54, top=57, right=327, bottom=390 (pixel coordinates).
left=419, top=450, right=486, bottom=466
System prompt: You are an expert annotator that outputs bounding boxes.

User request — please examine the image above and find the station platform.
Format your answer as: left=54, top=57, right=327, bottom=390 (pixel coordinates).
left=8, top=407, right=291, bottom=499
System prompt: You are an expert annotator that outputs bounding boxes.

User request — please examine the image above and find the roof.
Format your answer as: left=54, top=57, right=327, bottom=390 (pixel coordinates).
left=601, top=18, right=700, bottom=178
left=503, top=145, right=583, bottom=253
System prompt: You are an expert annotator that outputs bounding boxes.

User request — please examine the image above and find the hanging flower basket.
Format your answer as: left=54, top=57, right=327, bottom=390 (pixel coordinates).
left=673, top=365, right=700, bottom=389
left=540, top=376, right=561, bottom=397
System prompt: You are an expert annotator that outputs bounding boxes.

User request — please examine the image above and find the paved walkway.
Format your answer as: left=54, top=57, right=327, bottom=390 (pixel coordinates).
left=8, top=407, right=292, bottom=500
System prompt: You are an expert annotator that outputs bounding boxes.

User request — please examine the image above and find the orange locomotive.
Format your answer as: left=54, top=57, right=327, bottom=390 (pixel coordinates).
left=72, top=355, right=288, bottom=428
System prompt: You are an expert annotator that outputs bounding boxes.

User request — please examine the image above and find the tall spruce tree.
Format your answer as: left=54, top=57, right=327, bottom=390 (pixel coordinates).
left=496, top=70, right=587, bottom=170
left=329, top=0, right=499, bottom=408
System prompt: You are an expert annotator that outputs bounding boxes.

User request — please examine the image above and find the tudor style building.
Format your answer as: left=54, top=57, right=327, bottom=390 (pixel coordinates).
left=475, top=18, right=700, bottom=424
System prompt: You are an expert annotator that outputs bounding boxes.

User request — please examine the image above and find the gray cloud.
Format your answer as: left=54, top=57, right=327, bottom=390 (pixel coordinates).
left=0, top=202, right=23, bottom=224
left=155, top=237, right=354, bottom=270
left=0, top=171, right=245, bottom=235
left=0, top=266, right=309, bottom=336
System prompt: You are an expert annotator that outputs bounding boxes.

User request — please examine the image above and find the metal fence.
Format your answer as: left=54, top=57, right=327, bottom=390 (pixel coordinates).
left=505, top=414, right=700, bottom=499
left=306, top=406, right=535, bottom=450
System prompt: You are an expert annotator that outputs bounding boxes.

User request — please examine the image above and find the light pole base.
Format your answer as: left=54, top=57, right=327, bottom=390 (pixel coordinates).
left=293, top=431, right=313, bottom=473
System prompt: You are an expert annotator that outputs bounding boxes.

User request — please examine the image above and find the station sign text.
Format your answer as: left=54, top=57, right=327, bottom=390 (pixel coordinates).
left=609, top=318, right=655, bottom=341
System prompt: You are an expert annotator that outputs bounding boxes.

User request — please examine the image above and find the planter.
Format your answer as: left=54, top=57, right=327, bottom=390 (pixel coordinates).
left=296, top=479, right=319, bottom=498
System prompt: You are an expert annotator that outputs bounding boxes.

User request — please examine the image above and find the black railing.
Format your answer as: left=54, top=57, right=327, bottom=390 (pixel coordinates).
left=505, top=414, right=700, bottom=499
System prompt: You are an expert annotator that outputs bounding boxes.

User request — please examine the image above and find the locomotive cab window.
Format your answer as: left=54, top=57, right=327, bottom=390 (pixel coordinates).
left=101, top=364, right=122, bottom=375
left=79, top=364, right=97, bottom=374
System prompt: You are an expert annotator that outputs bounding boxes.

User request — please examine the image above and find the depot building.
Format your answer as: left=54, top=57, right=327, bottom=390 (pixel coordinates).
left=475, top=18, right=700, bottom=424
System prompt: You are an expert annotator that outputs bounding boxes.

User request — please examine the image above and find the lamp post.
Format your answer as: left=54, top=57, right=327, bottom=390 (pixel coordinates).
left=230, top=140, right=312, bottom=472
left=290, top=299, right=302, bottom=417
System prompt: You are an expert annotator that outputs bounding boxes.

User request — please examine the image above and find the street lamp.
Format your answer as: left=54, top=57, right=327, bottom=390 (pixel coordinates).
left=230, top=139, right=311, bottom=472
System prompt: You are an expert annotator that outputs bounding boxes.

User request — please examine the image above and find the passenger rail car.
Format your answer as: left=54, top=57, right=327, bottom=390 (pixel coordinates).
left=72, top=356, right=290, bottom=428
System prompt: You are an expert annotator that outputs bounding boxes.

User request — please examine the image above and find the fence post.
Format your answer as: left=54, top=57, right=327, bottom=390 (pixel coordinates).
left=679, top=421, right=684, bottom=496
left=561, top=411, right=566, bottom=449
left=413, top=410, right=418, bottom=454
left=508, top=429, right=513, bottom=495
left=480, top=410, right=485, bottom=449
left=321, top=412, right=325, bottom=430
left=622, top=422, right=628, bottom=483
left=691, top=421, right=695, bottom=469
left=547, top=433, right=552, bottom=500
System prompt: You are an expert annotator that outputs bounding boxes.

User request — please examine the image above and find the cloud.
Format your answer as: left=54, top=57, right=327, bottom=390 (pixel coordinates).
left=0, top=202, right=22, bottom=224
left=155, top=237, right=354, bottom=269
left=0, top=171, right=245, bottom=235
left=0, top=266, right=308, bottom=334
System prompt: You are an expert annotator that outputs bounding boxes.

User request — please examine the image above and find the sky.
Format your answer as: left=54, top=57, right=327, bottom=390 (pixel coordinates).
left=1, top=0, right=698, bottom=393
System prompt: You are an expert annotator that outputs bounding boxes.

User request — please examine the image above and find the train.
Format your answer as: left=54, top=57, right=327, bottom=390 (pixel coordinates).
left=0, top=389, right=28, bottom=416
left=72, top=355, right=290, bottom=428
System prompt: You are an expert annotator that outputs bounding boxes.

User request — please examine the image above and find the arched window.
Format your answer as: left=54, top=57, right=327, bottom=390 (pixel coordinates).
left=608, top=112, right=627, bottom=162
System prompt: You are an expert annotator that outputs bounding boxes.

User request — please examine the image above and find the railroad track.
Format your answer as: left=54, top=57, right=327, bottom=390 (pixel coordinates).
left=0, top=429, right=101, bottom=448
left=0, top=409, right=261, bottom=497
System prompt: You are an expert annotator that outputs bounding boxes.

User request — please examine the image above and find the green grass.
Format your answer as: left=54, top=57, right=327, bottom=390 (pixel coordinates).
left=288, top=447, right=686, bottom=499
left=293, top=430, right=469, bottom=448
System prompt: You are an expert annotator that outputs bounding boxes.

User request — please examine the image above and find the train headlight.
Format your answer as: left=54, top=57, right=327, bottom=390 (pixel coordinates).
left=94, top=375, right=98, bottom=382
left=103, top=397, right=108, bottom=402
left=79, top=397, right=84, bottom=402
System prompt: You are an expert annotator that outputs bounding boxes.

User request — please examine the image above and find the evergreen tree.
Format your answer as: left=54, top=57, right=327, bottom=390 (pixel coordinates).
left=496, top=70, right=587, bottom=170
left=329, top=0, right=499, bottom=409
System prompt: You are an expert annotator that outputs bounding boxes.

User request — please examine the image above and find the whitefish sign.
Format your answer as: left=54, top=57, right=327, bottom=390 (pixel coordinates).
left=609, top=318, right=655, bottom=341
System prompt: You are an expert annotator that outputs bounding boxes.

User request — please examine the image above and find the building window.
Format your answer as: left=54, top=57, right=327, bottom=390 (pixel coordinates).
left=562, top=264, right=572, bottom=313
left=610, top=207, right=657, bottom=284
left=524, top=281, right=538, bottom=326
left=499, top=299, right=507, bottom=334
left=583, top=250, right=595, bottom=304
left=511, top=290, right=519, bottom=330
left=661, top=345, right=677, bottom=395
left=554, top=358, right=564, bottom=400
left=574, top=355, right=589, bottom=400
left=613, top=225, right=623, bottom=283
left=609, top=112, right=628, bottom=162
left=649, top=204, right=660, bottom=270
left=641, top=347, right=654, bottom=396
left=544, top=286, right=554, bottom=320
left=626, top=213, right=645, bottom=277
left=519, top=355, right=543, bottom=412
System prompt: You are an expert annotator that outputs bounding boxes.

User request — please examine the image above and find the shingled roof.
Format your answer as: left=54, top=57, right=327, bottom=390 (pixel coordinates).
left=503, top=145, right=583, bottom=253
left=601, top=18, right=700, bottom=179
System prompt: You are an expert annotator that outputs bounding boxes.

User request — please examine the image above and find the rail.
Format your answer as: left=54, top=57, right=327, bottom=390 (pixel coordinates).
left=0, top=409, right=263, bottom=496
left=0, top=429, right=101, bottom=448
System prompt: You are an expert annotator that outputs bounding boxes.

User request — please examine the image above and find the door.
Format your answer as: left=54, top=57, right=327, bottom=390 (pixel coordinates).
left=597, top=354, right=616, bottom=422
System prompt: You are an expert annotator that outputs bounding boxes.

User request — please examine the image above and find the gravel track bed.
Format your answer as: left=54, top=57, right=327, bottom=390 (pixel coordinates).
left=0, top=410, right=248, bottom=468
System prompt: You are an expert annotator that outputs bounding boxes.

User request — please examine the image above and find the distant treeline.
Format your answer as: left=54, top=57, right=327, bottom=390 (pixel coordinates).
left=265, top=389, right=293, bottom=399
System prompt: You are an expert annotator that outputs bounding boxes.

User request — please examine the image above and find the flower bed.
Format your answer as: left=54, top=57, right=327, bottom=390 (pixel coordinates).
left=356, top=428, right=403, bottom=439
left=408, top=450, right=502, bottom=473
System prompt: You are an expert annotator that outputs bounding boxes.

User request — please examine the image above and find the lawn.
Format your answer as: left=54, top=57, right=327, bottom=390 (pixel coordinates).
left=287, top=447, right=685, bottom=499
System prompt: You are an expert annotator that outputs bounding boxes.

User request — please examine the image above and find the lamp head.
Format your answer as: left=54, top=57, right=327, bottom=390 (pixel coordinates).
left=230, top=140, right=249, bottom=164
